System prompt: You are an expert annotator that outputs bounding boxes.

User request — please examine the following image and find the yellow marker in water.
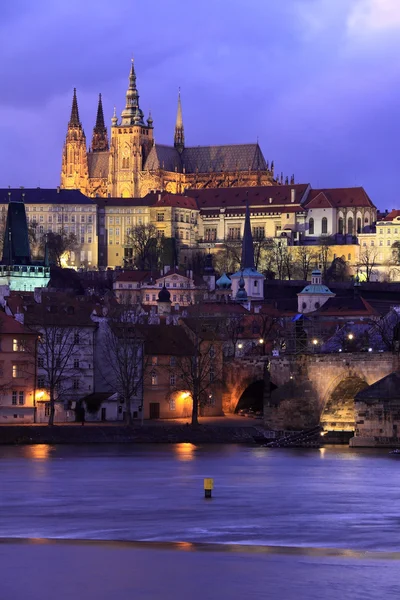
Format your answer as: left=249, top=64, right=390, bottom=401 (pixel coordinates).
left=204, top=478, right=214, bottom=498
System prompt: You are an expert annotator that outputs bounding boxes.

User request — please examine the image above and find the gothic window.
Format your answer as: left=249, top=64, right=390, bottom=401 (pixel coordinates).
left=309, top=218, right=314, bottom=235
left=338, top=217, right=344, bottom=234
left=357, top=217, right=362, bottom=233
left=321, top=217, right=327, bottom=234
left=348, top=217, right=353, bottom=235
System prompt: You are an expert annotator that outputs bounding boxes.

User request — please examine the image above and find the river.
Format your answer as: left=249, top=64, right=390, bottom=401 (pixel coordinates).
left=1, top=444, right=400, bottom=599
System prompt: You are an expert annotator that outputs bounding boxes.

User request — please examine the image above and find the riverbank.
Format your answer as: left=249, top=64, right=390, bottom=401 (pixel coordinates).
left=0, top=423, right=265, bottom=445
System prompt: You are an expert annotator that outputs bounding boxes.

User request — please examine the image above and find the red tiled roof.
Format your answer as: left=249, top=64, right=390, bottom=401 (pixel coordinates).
left=115, top=270, right=152, bottom=283
left=305, top=187, right=375, bottom=209
left=0, top=309, right=36, bottom=335
left=380, top=210, right=400, bottom=222
left=304, top=191, right=335, bottom=209
left=186, top=184, right=310, bottom=209
left=152, top=193, right=198, bottom=210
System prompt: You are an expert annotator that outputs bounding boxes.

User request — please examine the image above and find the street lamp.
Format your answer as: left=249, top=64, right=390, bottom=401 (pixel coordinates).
left=259, top=338, right=264, bottom=344
left=238, top=343, right=243, bottom=349
left=312, top=338, right=318, bottom=345
left=348, top=333, right=354, bottom=340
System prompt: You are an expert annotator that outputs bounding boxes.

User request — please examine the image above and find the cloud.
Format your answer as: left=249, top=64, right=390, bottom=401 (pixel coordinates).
left=348, top=0, right=400, bottom=33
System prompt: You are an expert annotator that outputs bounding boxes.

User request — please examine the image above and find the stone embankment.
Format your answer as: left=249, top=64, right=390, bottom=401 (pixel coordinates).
left=0, top=424, right=265, bottom=445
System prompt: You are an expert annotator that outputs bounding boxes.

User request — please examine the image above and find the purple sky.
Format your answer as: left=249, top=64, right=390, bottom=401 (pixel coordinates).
left=0, top=0, right=399, bottom=210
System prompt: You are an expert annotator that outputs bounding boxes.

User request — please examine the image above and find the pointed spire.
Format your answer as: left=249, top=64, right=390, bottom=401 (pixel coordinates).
left=69, top=88, right=81, bottom=128
left=91, top=93, right=109, bottom=152
left=121, top=58, right=144, bottom=126
left=241, top=199, right=255, bottom=270
left=111, top=106, right=118, bottom=127
left=174, top=88, right=185, bottom=153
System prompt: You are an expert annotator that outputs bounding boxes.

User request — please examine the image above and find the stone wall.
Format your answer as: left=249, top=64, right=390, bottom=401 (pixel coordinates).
left=222, top=357, right=268, bottom=413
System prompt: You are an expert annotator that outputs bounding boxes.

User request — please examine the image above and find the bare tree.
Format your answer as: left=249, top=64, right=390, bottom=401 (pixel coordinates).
left=213, top=241, right=241, bottom=274
left=295, top=246, right=316, bottom=280
left=100, top=304, right=146, bottom=426
left=178, top=318, right=223, bottom=425
left=40, top=231, right=78, bottom=267
left=357, top=246, right=379, bottom=282
left=124, top=224, right=162, bottom=270
left=30, top=317, right=86, bottom=426
left=250, top=312, right=282, bottom=356
left=223, top=314, right=245, bottom=358
left=317, top=237, right=333, bottom=278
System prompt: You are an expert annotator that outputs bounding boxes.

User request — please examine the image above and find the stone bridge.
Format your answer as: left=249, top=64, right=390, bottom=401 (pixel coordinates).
left=222, top=357, right=268, bottom=413
left=267, top=352, right=400, bottom=431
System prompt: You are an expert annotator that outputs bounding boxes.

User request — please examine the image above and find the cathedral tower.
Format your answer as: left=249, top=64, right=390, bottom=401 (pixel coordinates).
left=91, top=93, right=109, bottom=152
left=108, top=59, right=154, bottom=197
left=60, top=89, right=89, bottom=192
left=174, top=89, right=184, bottom=153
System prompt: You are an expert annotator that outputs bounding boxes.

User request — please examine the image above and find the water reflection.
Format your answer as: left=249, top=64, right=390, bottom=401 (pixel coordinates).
left=175, top=443, right=195, bottom=462
left=24, top=444, right=52, bottom=461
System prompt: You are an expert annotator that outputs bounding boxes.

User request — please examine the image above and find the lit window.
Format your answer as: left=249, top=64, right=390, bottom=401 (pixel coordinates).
left=13, top=339, right=25, bottom=352
left=151, top=372, right=157, bottom=386
left=12, top=364, right=21, bottom=378
left=151, top=356, right=158, bottom=366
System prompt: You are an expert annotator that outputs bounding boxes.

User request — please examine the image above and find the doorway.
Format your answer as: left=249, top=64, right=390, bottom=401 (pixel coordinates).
left=149, top=403, right=160, bottom=419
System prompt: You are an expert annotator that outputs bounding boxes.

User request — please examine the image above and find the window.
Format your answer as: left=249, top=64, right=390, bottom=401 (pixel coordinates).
left=151, top=372, right=157, bottom=386
left=252, top=227, right=265, bottom=240
left=170, top=356, right=176, bottom=367
left=321, top=217, right=328, bottom=234
left=228, top=227, right=241, bottom=240
left=74, top=333, right=80, bottom=344
left=13, top=339, right=25, bottom=352
left=254, top=281, right=258, bottom=288
left=157, top=213, right=165, bottom=222
left=88, top=215, right=93, bottom=224
left=81, top=216, right=85, bottom=223
left=73, top=379, right=79, bottom=390
left=371, top=240, right=374, bottom=246
left=38, top=357, right=44, bottom=368
left=12, top=364, right=21, bottom=378
left=74, top=359, right=80, bottom=368
left=357, top=217, right=362, bottom=234
left=347, top=218, right=353, bottom=235
left=45, top=404, right=51, bottom=417
left=38, top=376, right=45, bottom=388
left=309, top=218, right=314, bottom=235
left=348, top=253, right=351, bottom=260
left=209, top=346, right=216, bottom=358
left=151, top=356, right=158, bottom=366
left=12, top=391, right=17, bottom=405
left=170, top=373, right=176, bottom=386
left=338, top=217, right=344, bottom=235
left=388, top=240, right=391, bottom=246
left=169, top=399, right=176, bottom=411
left=205, top=228, right=217, bottom=242
left=209, top=370, right=215, bottom=383
left=19, top=391, right=24, bottom=405
left=145, top=294, right=150, bottom=302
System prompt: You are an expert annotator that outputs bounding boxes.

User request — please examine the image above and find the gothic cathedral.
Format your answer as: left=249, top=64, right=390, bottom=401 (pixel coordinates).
left=61, top=60, right=286, bottom=199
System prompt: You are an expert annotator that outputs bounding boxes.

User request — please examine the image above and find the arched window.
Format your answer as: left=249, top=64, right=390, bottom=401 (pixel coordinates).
left=347, top=217, right=353, bottom=235
left=309, top=218, right=314, bottom=235
left=321, top=217, right=328, bottom=234
left=357, top=217, right=362, bottom=234
left=338, top=218, right=344, bottom=234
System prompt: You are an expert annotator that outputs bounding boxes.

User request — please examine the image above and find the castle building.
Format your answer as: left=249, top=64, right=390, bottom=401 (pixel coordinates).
left=61, top=60, right=278, bottom=198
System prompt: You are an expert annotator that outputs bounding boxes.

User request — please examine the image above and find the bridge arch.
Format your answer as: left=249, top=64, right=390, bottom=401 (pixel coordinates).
left=320, top=376, right=368, bottom=431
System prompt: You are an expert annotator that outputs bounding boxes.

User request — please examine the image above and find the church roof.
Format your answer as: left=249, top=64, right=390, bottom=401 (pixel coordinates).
left=143, top=143, right=267, bottom=173
left=304, top=187, right=374, bottom=209
left=298, top=284, right=333, bottom=295
left=87, top=151, right=110, bottom=178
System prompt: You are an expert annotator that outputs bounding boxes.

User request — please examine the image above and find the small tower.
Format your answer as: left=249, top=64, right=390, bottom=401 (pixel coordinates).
left=297, top=269, right=335, bottom=313
left=230, top=201, right=265, bottom=301
left=174, top=89, right=185, bottom=153
left=60, top=88, right=89, bottom=193
left=157, top=282, right=171, bottom=315
left=91, top=93, right=109, bottom=152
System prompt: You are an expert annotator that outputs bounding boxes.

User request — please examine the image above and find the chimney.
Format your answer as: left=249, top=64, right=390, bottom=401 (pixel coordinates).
left=269, top=198, right=272, bottom=204
left=291, top=188, right=296, bottom=203
left=158, top=193, right=161, bottom=202
left=57, top=186, right=60, bottom=193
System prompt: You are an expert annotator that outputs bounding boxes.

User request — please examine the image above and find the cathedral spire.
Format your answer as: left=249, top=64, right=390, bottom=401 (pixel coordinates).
left=174, top=88, right=185, bottom=153
left=121, top=58, right=144, bottom=126
left=69, top=88, right=81, bottom=128
left=241, top=200, right=255, bottom=270
left=91, top=93, right=109, bottom=152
